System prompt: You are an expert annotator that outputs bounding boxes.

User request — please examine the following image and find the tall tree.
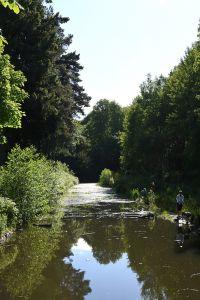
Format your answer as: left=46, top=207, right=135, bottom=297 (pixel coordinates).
left=0, top=0, right=90, bottom=157
left=83, top=99, right=124, bottom=181
left=0, top=1, right=27, bottom=144
left=0, top=42, right=27, bottom=144
left=120, top=75, right=167, bottom=185
left=120, top=25, right=200, bottom=191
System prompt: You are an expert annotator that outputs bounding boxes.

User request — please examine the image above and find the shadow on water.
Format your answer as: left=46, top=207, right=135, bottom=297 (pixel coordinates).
left=0, top=184, right=199, bottom=299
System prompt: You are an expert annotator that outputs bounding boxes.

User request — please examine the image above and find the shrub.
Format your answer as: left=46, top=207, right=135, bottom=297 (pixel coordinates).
left=113, top=173, right=135, bottom=196
left=47, top=161, right=78, bottom=208
left=0, top=214, right=7, bottom=235
left=130, top=188, right=140, bottom=200
left=155, top=188, right=176, bottom=212
left=0, top=145, right=77, bottom=224
left=0, top=198, right=18, bottom=234
left=99, top=169, right=114, bottom=187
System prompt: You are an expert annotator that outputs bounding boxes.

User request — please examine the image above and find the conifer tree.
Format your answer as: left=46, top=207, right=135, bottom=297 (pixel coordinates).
left=0, top=0, right=90, bottom=157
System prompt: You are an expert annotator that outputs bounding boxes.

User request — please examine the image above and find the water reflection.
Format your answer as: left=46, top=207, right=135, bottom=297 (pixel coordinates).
left=0, top=223, right=63, bottom=299
left=0, top=184, right=199, bottom=299
left=0, top=219, right=92, bottom=300
left=61, top=217, right=200, bottom=300
left=67, top=237, right=140, bottom=300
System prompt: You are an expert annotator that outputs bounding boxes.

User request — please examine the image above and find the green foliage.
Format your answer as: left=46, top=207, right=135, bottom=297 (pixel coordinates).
left=0, top=0, right=26, bottom=144
left=58, top=120, right=92, bottom=181
left=0, top=44, right=27, bottom=143
left=147, top=190, right=159, bottom=212
left=99, top=169, right=115, bottom=187
left=0, top=145, right=77, bottom=224
left=0, top=220, right=91, bottom=299
left=0, top=34, right=7, bottom=49
left=0, top=214, right=7, bottom=234
left=0, top=0, right=90, bottom=157
left=0, top=197, right=18, bottom=234
left=118, top=32, right=200, bottom=214
left=0, top=0, right=21, bottom=14
left=0, top=0, right=21, bottom=45
left=0, top=244, right=18, bottom=273
left=83, top=99, right=124, bottom=181
left=120, top=28, right=200, bottom=201
left=48, top=160, right=78, bottom=208
left=155, top=188, right=176, bottom=212
left=130, top=188, right=140, bottom=200
left=113, top=173, right=137, bottom=196
left=120, top=75, right=167, bottom=182
left=1, top=224, right=63, bottom=299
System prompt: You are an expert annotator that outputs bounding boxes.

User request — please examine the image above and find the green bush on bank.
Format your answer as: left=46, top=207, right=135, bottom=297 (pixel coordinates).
left=45, top=160, right=78, bottom=208
left=0, top=145, right=77, bottom=225
left=0, top=198, right=18, bottom=234
left=99, top=169, right=114, bottom=187
left=114, top=173, right=137, bottom=196
left=130, top=188, right=140, bottom=200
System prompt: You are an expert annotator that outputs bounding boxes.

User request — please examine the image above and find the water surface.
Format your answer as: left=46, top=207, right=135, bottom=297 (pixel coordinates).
left=0, top=183, right=200, bottom=300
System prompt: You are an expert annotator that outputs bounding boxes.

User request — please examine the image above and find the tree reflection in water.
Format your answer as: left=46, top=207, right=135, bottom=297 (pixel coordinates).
left=0, top=216, right=200, bottom=300
left=83, top=219, right=126, bottom=264
left=0, top=220, right=91, bottom=300
left=64, top=217, right=200, bottom=300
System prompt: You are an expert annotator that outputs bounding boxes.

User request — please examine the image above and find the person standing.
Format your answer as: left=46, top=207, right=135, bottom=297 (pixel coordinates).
left=176, top=190, right=184, bottom=217
left=150, top=181, right=156, bottom=193
left=141, top=188, right=147, bottom=198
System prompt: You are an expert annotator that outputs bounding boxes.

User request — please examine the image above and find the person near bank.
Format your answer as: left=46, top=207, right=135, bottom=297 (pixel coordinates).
left=176, top=190, right=184, bottom=217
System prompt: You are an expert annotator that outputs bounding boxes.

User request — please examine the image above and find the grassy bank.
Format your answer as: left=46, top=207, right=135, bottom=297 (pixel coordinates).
left=0, top=145, right=78, bottom=238
left=98, top=168, right=200, bottom=217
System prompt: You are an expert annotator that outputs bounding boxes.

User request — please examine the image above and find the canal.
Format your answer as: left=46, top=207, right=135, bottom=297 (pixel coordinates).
left=0, top=183, right=200, bottom=299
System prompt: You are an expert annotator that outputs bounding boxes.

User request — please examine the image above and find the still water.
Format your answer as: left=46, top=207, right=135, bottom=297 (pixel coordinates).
left=0, top=183, right=200, bottom=300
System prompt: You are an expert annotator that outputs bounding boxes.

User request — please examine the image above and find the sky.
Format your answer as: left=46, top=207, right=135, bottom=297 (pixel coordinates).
left=53, top=0, right=200, bottom=112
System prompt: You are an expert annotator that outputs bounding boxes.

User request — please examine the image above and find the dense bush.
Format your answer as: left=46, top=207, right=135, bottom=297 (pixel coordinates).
left=130, top=188, right=140, bottom=200
left=45, top=160, right=78, bottom=208
left=0, top=198, right=18, bottom=234
left=99, top=169, right=114, bottom=187
left=113, top=173, right=136, bottom=196
left=0, top=146, right=77, bottom=224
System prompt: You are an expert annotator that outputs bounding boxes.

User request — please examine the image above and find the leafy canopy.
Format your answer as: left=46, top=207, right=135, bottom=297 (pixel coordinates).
left=83, top=99, right=124, bottom=180
left=0, top=0, right=27, bottom=143
left=0, top=0, right=21, bottom=14
left=0, top=0, right=90, bottom=157
left=0, top=0, right=21, bottom=46
left=0, top=44, right=27, bottom=143
left=120, top=29, right=200, bottom=190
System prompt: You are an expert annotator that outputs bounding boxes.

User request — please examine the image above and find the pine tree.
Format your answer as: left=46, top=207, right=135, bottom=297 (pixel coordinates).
left=0, top=0, right=90, bottom=156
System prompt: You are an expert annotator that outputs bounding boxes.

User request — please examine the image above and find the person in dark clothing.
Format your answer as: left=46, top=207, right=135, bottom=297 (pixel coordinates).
left=176, top=190, right=184, bottom=217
